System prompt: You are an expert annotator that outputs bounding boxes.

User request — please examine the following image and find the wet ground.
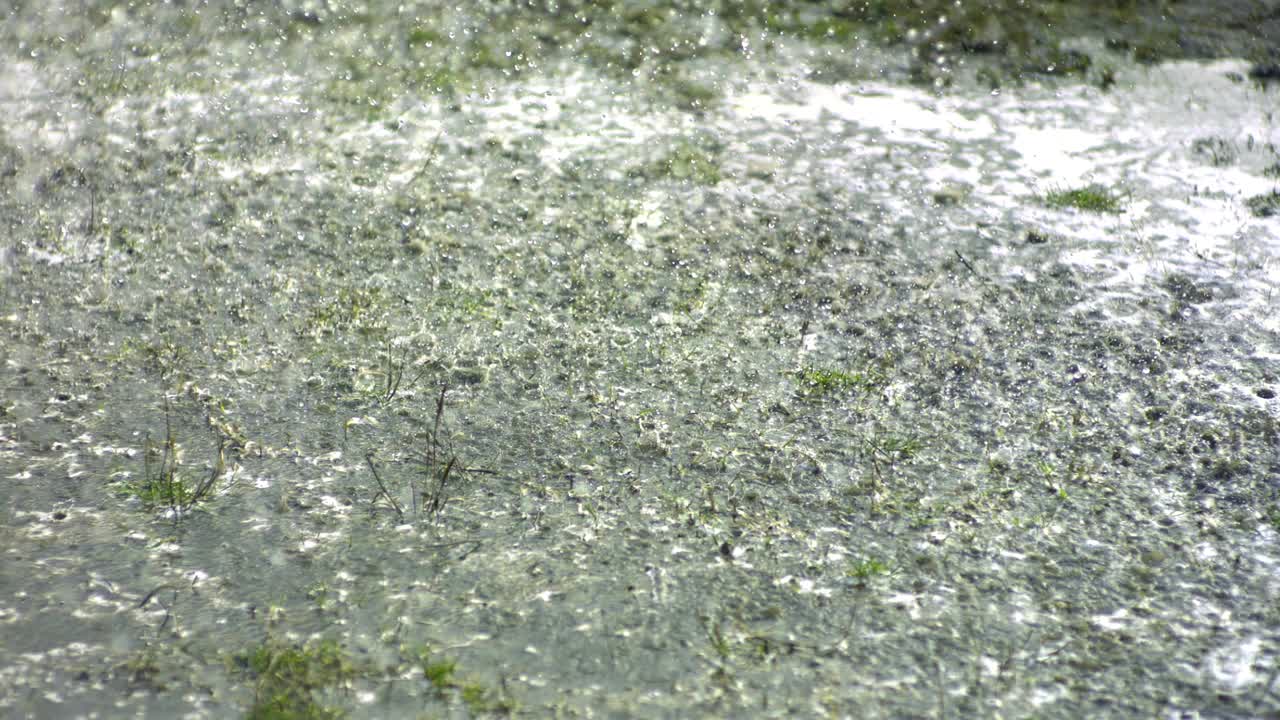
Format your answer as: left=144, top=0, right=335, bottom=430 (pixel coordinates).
left=1, top=1, right=1279, bottom=718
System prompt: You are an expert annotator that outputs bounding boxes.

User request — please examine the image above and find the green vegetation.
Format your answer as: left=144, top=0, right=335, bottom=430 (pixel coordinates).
left=1042, top=184, right=1126, bottom=213
left=667, top=74, right=721, bottom=111
left=410, top=645, right=516, bottom=715
left=4, top=1, right=1278, bottom=718
left=114, top=397, right=224, bottom=519
left=1190, top=137, right=1238, bottom=167
left=114, top=645, right=178, bottom=693
left=422, top=656, right=457, bottom=693
left=303, top=286, right=387, bottom=339
left=793, top=366, right=883, bottom=398
left=705, top=618, right=733, bottom=661
left=1246, top=190, right=1280, bottom=218
left=372, top=338, right=431, bottom=406
left=1267, top=505, right=1280, bottom=533
left=863, top=430, right=923, bottom=483
left=363, top=384, right=461, bottom=522
left=238, top=639, right=355, bottom=720
left=642, top=140, right=723, bottom=185
left=1130, top=27, right=1183, bottom=65
left=847, top=557, right=890, bottom=582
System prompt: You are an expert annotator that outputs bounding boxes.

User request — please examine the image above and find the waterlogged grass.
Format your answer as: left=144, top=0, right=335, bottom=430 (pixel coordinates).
left=1246, top=190, right=1280, bottom=217
left=113, top=398, right=224, bottom=520
left=410, top=646, right=516, bottom=715
left=238, top=639, right=354, bottom=720
left=234, top=639, right=514, bottom=718
left=793, top=366, right=884, bottom=398
left=639, top=138, right=724, bottom=185
left=3, top=1, right=1279, bottom=719
left=846, top=557, right=891, bottom=582
left=1042, top=184, right=1127, bottom=213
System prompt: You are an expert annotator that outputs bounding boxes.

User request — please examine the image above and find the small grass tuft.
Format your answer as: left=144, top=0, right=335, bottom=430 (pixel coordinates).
left=864, top=431, right=922, bottom=463
left=116, top=396, right=224, bottom=520
left=1245, top=190, right=1280, bottom=218
left=238, top=639, right=355, bottom=720
left=1266, top=505, right=1280, bottom=533
left=1042, top=184, right=1126, bottom=213
left=847, top=557, right=890, bottom=583
left=703, top=617, right=733, bottom=661
left=419, top=383, right=460, bottom=520
left=409, top=645, right=515, bottom=714
left=638, top=139, right=723, bottom=185
left=793, top=366, right=883, bottom=398
left=863, top=429, right=923, bottom=485
left=363, top=383, right=472, bottom=523
left=424, top=658, right=457, bottom=692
